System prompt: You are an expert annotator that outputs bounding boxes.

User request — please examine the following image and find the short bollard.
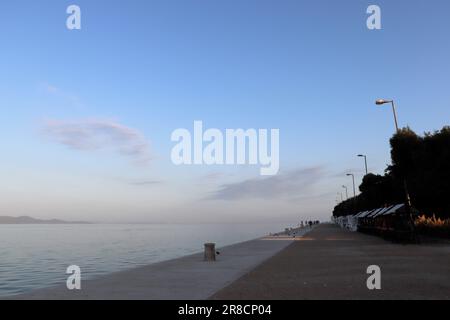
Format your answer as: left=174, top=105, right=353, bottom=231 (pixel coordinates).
left=204, top=243, right=216, bottom=261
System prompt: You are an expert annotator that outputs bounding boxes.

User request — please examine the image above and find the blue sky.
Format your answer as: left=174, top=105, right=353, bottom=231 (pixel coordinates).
left=1, top=0, right=449, bottom=223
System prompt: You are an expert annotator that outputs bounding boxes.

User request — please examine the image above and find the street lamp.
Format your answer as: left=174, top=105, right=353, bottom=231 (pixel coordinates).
left=346, top=173, right=356, bottom=198
left=375, top=99, right=412, bottom=207
left=342, top=185, right=348, bottom=200
left=357, top=154, right=368, bottom=175
left=337, top=192, right=343, bottom=202
left=375, top=99, right=399, bottom=132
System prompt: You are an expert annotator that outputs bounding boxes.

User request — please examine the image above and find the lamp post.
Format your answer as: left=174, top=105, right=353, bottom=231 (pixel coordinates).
left=375, top=99, right=412, bottom=207
left=338, top=192, right=343, bottom=202
left=342, top=185, right=348, bottom=200
left=376, top=99, right=399, bottom=132
left=346, top=173, right=356, bottom=198
left=357, top=154, right=368, bottom=175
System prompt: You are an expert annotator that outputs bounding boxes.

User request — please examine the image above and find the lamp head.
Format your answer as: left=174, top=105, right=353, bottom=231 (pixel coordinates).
left=376, top=99, right=392, bottom=105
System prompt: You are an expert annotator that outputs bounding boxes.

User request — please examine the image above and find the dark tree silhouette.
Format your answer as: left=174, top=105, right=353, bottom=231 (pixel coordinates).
left=333, top=126, right=450, bottom=218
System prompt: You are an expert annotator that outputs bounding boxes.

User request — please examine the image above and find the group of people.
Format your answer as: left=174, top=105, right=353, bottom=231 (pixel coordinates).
left=300, top=220, right=320, bottom=228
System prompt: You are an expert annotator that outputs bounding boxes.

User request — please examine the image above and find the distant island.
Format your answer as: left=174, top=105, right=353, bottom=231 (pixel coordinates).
left=0, top=216, right=90, bottom=224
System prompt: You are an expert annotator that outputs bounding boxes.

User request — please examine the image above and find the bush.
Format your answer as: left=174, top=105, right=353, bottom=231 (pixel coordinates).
left=415, top=215, right=450, bottom=238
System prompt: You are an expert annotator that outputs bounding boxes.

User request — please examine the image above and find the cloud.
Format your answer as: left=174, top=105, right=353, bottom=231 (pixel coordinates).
left=44, top=84, right=59, bottom=94
left=44, top=119, right=151, bottom=165
left=207, top=166, right=325, bottom=201
left=330, top=168, right=365, bottom=178
left=129, top=180, right=163, bottom=186
left=39, top=82, right=83, bottom=107
left=195, top=172, right=236, bottom=185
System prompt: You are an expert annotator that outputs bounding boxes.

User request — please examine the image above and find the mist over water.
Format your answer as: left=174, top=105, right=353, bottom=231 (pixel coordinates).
left=0, top=223, right=294, bottom=297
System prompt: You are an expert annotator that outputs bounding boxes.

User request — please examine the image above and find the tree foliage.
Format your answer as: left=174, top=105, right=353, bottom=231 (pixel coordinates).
left=333, top=126, right=450, bottom=218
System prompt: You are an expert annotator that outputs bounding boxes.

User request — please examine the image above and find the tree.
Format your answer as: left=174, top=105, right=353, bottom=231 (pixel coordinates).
left=333, top=126, right=450, bottom=218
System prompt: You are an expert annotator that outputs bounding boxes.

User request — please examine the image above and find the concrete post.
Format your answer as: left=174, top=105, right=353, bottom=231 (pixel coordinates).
left=204, top=243, right=216, bottom=261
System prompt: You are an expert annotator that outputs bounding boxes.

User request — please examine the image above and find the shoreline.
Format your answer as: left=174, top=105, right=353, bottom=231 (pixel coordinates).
left=5, top=226, right=314, bottom=300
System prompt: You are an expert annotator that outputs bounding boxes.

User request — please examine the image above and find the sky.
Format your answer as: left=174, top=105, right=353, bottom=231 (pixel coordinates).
left=1, top=0, right=449, bottom=223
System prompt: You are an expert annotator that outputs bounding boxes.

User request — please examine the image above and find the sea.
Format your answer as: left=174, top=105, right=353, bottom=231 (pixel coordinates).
left=0, top=223, right=294, bottom=297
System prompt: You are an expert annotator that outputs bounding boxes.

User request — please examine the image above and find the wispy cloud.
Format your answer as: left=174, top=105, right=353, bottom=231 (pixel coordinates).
left=39, top=82, right=82, bottom=107
left=195, top=172, right=236, bottom=186
left=129, top=180, right=163, bottom=186
left=330, top=168, right=366, bottom=178
left=207, top=166, right=325, bottom=201
left=44, top=83, right=59, bottom=94
left=43, top=119, right=151, bottom=165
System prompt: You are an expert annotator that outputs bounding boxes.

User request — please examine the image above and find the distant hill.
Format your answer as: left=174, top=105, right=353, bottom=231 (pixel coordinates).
left=0, top=216, right=90, bottom=224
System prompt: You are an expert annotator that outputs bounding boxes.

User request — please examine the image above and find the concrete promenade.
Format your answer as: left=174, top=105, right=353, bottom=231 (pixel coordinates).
left=211, top=224, right=450, bottom=300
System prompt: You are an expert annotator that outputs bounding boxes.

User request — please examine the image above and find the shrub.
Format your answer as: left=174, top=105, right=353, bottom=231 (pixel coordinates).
left=415, top=214, right=450, bottom=238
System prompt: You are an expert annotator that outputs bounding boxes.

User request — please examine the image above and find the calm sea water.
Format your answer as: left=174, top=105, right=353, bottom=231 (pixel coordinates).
left=0, top=223, right=292, bottom=297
